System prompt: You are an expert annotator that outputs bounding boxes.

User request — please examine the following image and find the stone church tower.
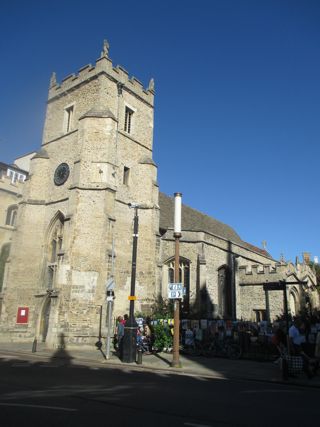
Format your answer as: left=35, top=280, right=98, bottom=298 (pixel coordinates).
left=1, top=41, right=159, bottom=346
left=1, top=42, right=318, bottom=347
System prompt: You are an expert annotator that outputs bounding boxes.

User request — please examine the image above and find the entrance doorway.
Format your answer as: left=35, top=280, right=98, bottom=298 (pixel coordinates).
left=289, top=291, right=298, bottom=317
left=40, top=298, right=51, bottom=342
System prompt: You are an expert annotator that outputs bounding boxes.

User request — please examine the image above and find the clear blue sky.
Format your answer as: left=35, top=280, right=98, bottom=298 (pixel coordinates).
left=1, top=0, right=319, bottom=263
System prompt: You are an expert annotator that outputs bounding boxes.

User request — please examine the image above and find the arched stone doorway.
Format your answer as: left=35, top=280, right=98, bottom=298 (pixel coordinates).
left=289, top=289, right=299, bottom=317
left=39, top=297, right=51, bottom=342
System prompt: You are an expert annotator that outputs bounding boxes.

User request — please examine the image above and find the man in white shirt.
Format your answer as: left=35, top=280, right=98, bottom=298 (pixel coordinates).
left=289, top=318, right=318, bottom=378
left=289, top=318, right=303, bottom=351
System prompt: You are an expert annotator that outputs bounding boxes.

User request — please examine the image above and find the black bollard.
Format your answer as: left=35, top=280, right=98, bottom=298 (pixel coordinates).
left=136, top=348, right=143, bottom=365
left=32, top=338, right=37, bottom=353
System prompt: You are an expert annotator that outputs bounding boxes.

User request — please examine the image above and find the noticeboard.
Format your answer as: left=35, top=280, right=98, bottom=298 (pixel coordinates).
left=16, top=307, right=29, bottom=324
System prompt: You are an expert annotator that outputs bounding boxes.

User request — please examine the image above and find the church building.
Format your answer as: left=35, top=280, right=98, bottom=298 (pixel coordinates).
left=0, top=42, right=318, bottom=347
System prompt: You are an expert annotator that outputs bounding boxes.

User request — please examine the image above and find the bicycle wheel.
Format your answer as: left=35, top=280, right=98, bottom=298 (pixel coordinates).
left=226, top=344, right=242, bottom=360
left=182, top=344, right=201, bottom=356
left=202, top=343, right=216, bottom=357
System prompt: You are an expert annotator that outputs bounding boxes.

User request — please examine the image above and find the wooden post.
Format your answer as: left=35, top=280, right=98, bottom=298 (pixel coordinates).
left=172, top=235, right=181, bottom=368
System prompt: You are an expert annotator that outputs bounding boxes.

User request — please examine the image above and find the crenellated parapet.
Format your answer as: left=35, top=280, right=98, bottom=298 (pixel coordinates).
left=48, top=40, right=154, bottom=105
left=239, top=262, right=317, bottom=287
left=239, top=263, right=290, bottom=284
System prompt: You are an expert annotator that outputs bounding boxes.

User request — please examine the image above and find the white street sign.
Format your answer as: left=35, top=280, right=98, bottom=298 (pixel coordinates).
left=168, top=283, right=185, bottom=299
left=168, top=283, right=184, bottom=291
left=168, top=290, right=183, bottom=299
left=106, top=278, right=115, bottom=291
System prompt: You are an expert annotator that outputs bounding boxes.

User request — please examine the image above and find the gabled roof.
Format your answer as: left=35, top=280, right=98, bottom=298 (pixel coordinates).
left=243, top=242, right=272, bottom=258
left=0, top=161, right=28, bottom=174
left=159, top=192, right=272, bottom=258
left=159, top=192, right=242, bottom=243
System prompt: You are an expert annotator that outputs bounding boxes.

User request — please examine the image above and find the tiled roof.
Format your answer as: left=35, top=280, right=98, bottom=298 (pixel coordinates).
left=0, top=161, right=27, bottom=174
left=159, top=192, right=272, bottom=259
left=242, top=242, right=272, bottom=258
left=159, top=192, right=243, bottom=243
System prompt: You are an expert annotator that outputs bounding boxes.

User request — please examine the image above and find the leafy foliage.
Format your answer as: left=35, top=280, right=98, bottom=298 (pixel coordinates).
left=153, top=323, right=173, bottom=351
left=150, top=294, right=174, bottom=319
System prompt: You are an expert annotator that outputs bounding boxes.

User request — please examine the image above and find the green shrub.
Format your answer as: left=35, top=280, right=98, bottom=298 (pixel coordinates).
left=150, top=295, right=174, bottom=319
left=153, top=323, right=173, bottom=351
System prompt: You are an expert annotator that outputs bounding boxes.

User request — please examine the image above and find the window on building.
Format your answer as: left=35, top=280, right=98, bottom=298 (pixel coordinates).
left=7, top=169, right=26, bottom=184
left=218, top=265, right=232, bottom=319
left=124, top=107, right=133, bottom=134
left=65, top=105, right=74, bottom=133
left=123, top=166, right=130, bottom=185
left=45, top=216, right=64, bottom=290
left=253, top=309, right=267, bottom=322
left=5, top=205, right=18, bottom=226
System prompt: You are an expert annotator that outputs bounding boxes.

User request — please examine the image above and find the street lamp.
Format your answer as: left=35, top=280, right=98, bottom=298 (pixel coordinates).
left=172, top=192, right=182, bottom=368
left=122, top=203, right=154, bottom=363
left=105, top=277, right=115, bottom=360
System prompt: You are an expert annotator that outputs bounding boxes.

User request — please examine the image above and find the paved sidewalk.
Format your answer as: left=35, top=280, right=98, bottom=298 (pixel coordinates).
left=0, top=341, right=319, bottom=388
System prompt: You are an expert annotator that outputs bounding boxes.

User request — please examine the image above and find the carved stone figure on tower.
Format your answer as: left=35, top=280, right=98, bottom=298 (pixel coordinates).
left=49, top=72, right=57, bottom=88
left=148, top=78, right=155, bottom=92
left=101, top=39, right=110, bottom=57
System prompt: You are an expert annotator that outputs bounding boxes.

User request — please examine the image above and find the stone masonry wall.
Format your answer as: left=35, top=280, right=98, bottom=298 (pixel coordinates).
left=0, top=43, right=157, bottom=347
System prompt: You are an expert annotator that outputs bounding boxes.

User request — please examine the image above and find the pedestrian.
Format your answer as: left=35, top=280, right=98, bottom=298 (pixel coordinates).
left=289, top=318, right=317, bottom=378
left=116, top=315, right=125, bottom=356
left=289, top=318, right=303, bottom=354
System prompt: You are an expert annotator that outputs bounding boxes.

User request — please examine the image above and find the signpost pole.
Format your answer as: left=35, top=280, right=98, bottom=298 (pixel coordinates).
left=264, top=288, right=270, bottom=324
left=281, top=280, right=291, bottom=355
left=172, top=193, right=182, bottom=368
left=122, top=206, right=139, bottom=363
left=106, top=288, right=114, bottom=360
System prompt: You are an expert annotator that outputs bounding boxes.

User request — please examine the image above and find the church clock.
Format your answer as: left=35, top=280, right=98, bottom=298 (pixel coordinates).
left=54, top=163, right=70, bottom=186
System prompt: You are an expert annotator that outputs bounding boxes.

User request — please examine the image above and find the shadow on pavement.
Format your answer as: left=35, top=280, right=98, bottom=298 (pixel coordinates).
left=50, top=333, right=73, bottom=366
left=0, top=350, right=319, bottom=427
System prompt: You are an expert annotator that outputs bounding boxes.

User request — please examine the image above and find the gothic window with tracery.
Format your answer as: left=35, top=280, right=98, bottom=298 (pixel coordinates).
left=45, top=217, right=64, bottom=290
left=167, top=257, right=190, bottom=311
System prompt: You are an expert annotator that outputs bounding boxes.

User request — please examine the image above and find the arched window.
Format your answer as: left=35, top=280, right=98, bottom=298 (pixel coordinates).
left=5, top=205, right=18, bottom=226
left=166, top=257, right=190, bottom=312
left=45, top=214, right=64, bottom=290
left=289, top=288, right=299, bottom=316
left=217, top=265, right=232, bottom=319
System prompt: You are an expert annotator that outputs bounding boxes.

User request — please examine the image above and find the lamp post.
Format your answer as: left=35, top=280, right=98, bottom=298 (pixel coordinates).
left=122, top=203, right=153, bottom=363
left=105, top=278, right=115, bottom=359
left=172, top=192, right=182, bottom=368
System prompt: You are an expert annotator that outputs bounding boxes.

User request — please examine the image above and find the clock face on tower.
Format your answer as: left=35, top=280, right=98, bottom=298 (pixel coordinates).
left=54, top=163, right=70, bottom=186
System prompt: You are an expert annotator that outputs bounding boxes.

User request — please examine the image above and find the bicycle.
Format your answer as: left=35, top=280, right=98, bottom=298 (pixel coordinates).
left=180, top=340, right=204, bottom=357
left=203, top=338, right=242, bottom=359
left=137, top=336, right=153, bottom=355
